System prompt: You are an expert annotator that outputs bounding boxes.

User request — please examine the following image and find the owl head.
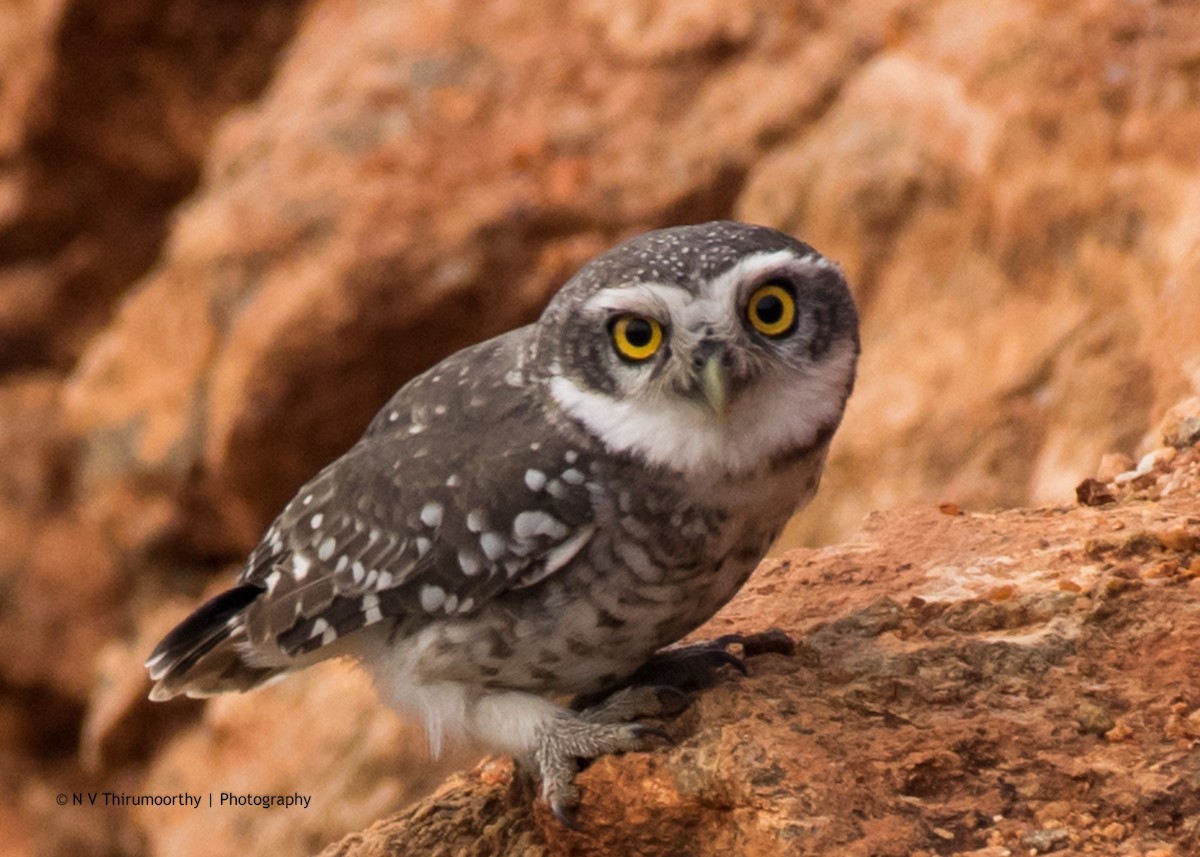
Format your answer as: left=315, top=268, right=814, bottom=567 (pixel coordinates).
left=536, top=221, right=859, bottom=477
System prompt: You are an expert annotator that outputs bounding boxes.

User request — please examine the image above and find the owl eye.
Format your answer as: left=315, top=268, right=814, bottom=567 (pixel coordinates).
left=610, top=315, right=664, bottom=362
left=746, top=282, right=797, bottom=337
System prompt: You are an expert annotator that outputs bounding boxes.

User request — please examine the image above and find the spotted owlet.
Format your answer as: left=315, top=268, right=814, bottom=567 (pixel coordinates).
left=147, top=221, right=859, bottom=822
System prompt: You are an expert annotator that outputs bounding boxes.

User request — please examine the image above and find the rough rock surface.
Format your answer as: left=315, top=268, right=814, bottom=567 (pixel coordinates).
left=2, top=1, right=1200, bottom=856
left=56, top=0, right=1200, bottom=564
left=319, top=439, right=1200, bottom=857
left=0, top=0, right=304, bottom=373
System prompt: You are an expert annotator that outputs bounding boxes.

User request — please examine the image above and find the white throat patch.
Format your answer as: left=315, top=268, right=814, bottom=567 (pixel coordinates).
left=549, top=340, right=856, bottom=478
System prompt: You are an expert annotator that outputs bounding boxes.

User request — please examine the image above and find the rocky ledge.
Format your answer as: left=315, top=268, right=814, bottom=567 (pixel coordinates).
left=319, top=423, right=1200, bottom=857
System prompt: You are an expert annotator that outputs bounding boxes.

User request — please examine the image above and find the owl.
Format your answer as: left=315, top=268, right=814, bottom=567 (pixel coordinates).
left=146, top=221, right=859, bottom=823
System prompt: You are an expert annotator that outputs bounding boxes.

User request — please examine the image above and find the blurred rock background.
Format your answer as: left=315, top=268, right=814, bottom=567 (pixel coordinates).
left=1, top=0, right=1197, bottom=855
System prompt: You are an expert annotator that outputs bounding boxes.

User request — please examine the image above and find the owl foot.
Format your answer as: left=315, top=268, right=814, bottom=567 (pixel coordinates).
left=531, top=716, right=674, bottom=829
left=538, top=629, right=796, bottom=827
left=628, top=627, right=796, bottom=690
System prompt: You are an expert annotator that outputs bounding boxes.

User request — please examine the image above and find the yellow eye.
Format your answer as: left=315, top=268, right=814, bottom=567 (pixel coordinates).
left=610, top=315, right=663, bottom=362
left=747, top=283, right=797, bottom=337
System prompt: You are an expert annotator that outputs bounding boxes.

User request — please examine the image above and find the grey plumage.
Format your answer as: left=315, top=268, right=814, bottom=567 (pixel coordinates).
left=146, top=220, right=858, bottom=816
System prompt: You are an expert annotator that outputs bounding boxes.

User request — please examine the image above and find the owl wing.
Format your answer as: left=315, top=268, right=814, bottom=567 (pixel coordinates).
left=237, top=329, right=599, bottom=659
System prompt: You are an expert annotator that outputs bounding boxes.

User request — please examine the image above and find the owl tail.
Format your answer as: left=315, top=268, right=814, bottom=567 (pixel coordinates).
left=145, top=584, right=280, bottom=701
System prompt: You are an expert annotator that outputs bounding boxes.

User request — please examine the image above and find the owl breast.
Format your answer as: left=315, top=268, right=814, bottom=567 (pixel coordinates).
left=397, top=442, right=827, bottom=697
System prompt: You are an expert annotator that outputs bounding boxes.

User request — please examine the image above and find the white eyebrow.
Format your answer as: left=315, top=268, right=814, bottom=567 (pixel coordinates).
left=582, top=283, right=690, bottom=319
left=702, top=249, right=835, bottom=299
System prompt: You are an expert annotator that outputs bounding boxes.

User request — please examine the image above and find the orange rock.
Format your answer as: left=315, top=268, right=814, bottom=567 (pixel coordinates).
left=322, top=476, right=1200, bottom=856
left=3, top=0, right=1200, bottom=855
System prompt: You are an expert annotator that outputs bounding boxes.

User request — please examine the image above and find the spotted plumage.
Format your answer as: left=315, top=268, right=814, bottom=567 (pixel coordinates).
left=146, top=220, right=858, bottom=817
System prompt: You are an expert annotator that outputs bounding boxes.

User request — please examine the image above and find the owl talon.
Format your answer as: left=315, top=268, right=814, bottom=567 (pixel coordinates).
left=650, top=684, right=693, bottom=716
left=619, top=627, right=797, bottom=692
left=629, top=723, right=674, bottom=746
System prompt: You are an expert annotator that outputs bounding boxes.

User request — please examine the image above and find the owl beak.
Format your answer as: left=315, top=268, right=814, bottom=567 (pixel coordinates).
left=699, top=355, right=729, bottom=420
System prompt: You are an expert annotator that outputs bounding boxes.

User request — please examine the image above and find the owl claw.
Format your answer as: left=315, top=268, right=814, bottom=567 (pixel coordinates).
left=650, top=684, right=693, bottom=716
left=629, top=723, right=675, bottom=746
left=620, top=627, right=796, bottom=692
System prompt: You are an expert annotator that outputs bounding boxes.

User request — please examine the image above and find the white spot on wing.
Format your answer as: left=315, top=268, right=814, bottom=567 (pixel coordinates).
left=480, top=531, right=507, bottom=561
left=264, top=570, right=282, bottom=595
left=362, top=593, right=382, bottom=625
left=524, top=469, right=546, bottom=491
left=516, top=524, right=595, bottom=588
left=420, top=502, right=444, bottom=528
left=420, top=585, right=446, bottom=612
left=458, top=550, right=482, bottom=576
left=293, top=555, right=312, bottom=580
left=513, top=511, right=569, bottom=541
left=310, top=513, right=324, bottom=529
left=545, top=525, right=593, bottom=574
left=318, top=537, right=336, bottom=561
